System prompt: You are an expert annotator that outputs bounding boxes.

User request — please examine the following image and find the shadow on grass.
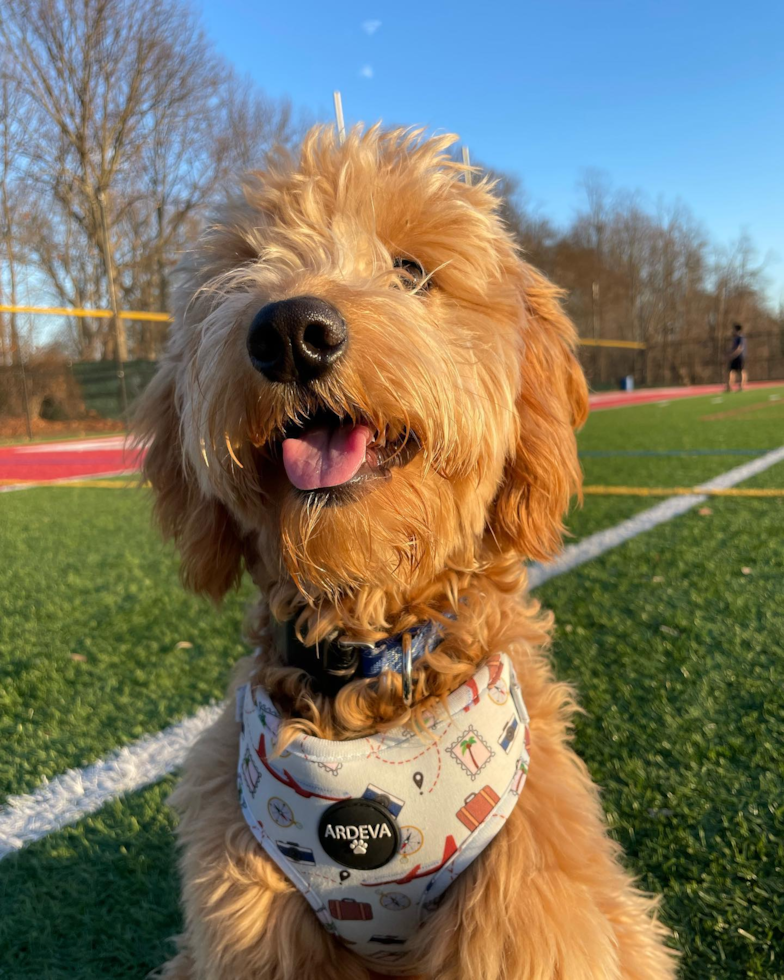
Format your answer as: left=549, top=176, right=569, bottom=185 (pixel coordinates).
left=0, top=778, right=181, bottom=980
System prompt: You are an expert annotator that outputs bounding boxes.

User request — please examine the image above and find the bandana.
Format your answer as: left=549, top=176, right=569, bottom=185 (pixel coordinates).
left=236, top=652, right=529, bottom=972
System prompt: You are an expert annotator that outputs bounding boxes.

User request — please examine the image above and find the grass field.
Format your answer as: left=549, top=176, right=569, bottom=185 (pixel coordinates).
left=1, top=385, right=783, bottom=979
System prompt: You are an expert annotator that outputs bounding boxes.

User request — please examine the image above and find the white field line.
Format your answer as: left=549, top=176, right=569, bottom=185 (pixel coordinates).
left=1, top=444, right=783, bottom=859
left=528, top=445, right=784, bottom=588
left=0, top=704, right=223, bottom=859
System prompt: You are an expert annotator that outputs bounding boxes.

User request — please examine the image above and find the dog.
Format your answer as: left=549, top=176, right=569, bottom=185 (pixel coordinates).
left=136, top=125, right=676, bottom=980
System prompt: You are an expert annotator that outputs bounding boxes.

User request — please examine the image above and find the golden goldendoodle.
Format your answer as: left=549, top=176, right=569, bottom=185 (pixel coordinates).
left=136, top=125, right=676, bottom=980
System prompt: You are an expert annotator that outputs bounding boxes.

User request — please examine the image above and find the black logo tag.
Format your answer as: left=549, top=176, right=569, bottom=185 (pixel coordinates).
left=318, top=798, right=400, bottom=870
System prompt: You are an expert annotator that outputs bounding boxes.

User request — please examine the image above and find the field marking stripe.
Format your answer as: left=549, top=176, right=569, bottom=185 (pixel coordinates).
left=0, top=704, right=223, bottom=859
left=19, top=481, right=784, bottom=497
left=579, top=449, right=766, bottom=458
left=27, top=479, right=142, bottom=489
left=528, top=445, right=784, bottom=588
left=2, top=444, right=783, bottom=859
left=0, top=470, right=138, bottom=493
left=584, top=485, right=784, bottom=498
left=701, top=400, right=784, bottom=422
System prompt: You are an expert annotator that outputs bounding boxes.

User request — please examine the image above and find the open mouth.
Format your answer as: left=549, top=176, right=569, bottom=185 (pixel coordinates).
left=279, top=409, right=419, bottom=496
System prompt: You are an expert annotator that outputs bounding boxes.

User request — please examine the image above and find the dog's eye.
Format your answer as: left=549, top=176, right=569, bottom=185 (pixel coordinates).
left=393, top=258, right=430, bottom=291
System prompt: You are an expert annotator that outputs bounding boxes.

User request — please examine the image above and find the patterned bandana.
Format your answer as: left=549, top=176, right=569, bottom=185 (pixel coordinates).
left=236, top=653, right=530, bottom=973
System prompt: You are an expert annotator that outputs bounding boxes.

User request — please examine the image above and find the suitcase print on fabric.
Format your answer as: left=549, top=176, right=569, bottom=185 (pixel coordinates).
left=276, top=840, right=316, bottom=864
left=328, top=898, right=374, bottom=921
left=241, top=752, right=261, bottom=795
left=456, top=785, right=500, bottom=831
left=498, top=715, right=519, bottom=753
left=461, top=677, right=481, bottom=713
left=448, top=726, right=494, bottom=778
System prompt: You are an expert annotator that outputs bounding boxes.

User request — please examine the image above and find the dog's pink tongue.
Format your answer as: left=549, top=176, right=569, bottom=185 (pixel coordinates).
left=282, top=424, right=372, bottom=491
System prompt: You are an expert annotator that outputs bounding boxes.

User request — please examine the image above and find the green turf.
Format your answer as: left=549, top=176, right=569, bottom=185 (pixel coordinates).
left=2, top=387, right=784, bottom=978
left=735, top=460, right=784, bottom=491
left=564, top=494, right=652, bottom=543
left=0, top=487, right=253, bottom=805
left=541, top=495, right=784, bottom=979
left=579, top=386, right=784, bottom=489
left=565, top=385, right=784, bottom=540
left=0, top=778, right=180, bottom=980
left=2, top=489, right=782, bottom=978
left=582, top=386, right=784, bottom=453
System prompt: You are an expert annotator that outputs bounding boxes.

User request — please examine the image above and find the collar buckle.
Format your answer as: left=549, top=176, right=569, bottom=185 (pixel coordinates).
left=335, top=636, right=377, bottom=652
left=274, top=616, right=440, bottom=703
left=322, top=638, right=361, bottom=679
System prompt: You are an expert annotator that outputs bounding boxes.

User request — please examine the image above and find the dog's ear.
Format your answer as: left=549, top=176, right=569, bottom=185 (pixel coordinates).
left=134, top=364, right=247, bottom=602
left=488, top=262, right=589, bottom=561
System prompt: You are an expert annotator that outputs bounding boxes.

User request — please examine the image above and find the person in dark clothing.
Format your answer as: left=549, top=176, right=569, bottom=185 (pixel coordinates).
left=727, top=323, right=747, bottom=392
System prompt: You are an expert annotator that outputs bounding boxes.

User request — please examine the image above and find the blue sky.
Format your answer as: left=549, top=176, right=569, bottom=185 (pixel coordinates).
left=198, top=0, right=784, bottom=305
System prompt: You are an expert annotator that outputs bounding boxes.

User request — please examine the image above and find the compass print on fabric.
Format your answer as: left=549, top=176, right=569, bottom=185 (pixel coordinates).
left=379, top=891, right=412, bottom=912
left=487, top=679, right=509, bottom=705
left=398, top=825, right=424, bottom=858
left=267, top=796, right=297, bottom=828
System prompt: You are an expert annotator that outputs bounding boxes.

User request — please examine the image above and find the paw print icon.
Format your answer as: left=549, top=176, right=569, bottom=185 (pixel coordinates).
left=350, top=839, right=368, bottom=855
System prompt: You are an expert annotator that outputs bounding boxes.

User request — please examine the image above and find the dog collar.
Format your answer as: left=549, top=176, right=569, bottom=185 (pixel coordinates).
left=271, top=617, right=445, bottom=702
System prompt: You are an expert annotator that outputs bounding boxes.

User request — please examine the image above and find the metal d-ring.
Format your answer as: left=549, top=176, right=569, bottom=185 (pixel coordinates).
left=402, top=644, right=413, bottom=707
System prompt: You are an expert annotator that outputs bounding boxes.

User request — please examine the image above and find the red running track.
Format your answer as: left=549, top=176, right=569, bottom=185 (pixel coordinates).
left=0, top=437, right=142, bottom=485
left=589, top=381, right=782, bottom=411
left=1, top=381, right=782, bottom=485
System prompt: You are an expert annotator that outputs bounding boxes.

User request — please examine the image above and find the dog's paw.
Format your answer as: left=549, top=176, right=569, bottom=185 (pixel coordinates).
left=350, top=839, right=368, bottom=855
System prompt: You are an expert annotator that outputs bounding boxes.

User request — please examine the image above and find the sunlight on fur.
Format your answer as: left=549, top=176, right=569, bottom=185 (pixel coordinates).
left=136, top=125, right=676, bottom=980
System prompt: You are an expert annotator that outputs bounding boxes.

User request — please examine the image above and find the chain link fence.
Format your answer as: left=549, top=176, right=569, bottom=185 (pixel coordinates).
left=0, top=306, right=165, bottom=439
left=1, top=311, right=783, bottom=439
left=579, top=331, right=784, bottom=390
left=0, top=352, right=157, bottom=439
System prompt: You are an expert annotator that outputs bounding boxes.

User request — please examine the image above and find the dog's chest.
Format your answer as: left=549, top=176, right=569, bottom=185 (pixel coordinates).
left=236, top=654, right=530, bottom=969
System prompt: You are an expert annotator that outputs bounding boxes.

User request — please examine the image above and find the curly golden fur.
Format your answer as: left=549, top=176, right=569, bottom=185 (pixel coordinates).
left=135, top=125, right=676, bottom=979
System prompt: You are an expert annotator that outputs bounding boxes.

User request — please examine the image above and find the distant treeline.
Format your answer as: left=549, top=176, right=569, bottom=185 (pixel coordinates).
left=1, top=0, right=781, bottom=384
left=493, top=168, right=782, bottom=380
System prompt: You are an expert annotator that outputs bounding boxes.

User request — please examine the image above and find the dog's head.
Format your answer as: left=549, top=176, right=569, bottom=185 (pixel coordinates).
left=136, top=126, right=587, bottom=621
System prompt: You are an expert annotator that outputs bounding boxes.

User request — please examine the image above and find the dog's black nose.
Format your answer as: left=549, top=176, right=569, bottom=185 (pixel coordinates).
left=247, top=297, right=347, bottom=383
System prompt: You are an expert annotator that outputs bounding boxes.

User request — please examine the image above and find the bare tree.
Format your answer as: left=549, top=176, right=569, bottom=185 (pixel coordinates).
left=0, top=0, right=295, bottom=360
left=0, top=61, right=29, bottom=366
left=575, top=168, right=613, bottom=259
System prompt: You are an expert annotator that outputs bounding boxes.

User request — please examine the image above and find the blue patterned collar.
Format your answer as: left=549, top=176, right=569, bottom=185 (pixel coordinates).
left=272, top=616, right=445, bottom=699
left=351, top=619, right=445, bottom=677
